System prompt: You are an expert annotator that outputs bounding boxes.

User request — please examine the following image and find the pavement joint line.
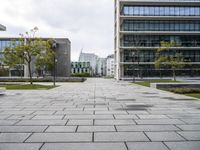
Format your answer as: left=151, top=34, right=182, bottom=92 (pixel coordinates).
left=162, top=141, right=172, bottom=150
left=143, top=131, right=152, bottom=142
left=64, top=119, right=69, bottom=126
left=23, top=132, right=34, bottom=143
left=43, top=126, right=50, bottom=132
left=174, top=124, right=183, bottom=131
left=175, top=131, right=189, bottom=141
left=75, top=125, right=79, bottom=132
left=38, top=142, right=45, bottom=150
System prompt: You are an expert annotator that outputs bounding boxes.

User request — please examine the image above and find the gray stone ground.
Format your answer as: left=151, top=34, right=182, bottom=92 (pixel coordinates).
left=0, top=78, right=200, bottom=150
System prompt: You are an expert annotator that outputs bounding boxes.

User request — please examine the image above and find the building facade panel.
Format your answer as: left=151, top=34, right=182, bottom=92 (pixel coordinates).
left=115, top=0, right=200, bottom=80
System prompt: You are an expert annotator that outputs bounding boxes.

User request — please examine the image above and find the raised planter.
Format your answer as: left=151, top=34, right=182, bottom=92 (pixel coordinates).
left=151, top=83, right=200, bottom=89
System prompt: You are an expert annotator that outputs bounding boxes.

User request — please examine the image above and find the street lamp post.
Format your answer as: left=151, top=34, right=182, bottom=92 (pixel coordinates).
left=52, top=40, right=57, bottom=86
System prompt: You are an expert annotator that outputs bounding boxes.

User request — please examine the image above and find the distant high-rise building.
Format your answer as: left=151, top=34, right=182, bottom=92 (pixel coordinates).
left=97, top=58, right=106, bottom=76
left=106, top=54, right=115, bottom=77
left=79, top=52, right=98, bottom=76
left=71, top=62, right=92, bottom=75
left=0, top=24, right=6, bottom=31
left=115, top=0, right=200, bottom=80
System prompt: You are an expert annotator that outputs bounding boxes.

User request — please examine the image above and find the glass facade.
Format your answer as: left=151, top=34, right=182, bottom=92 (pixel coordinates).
left=122, top=20, right=200, bottom=31
left=123, top=6, right=200, bottom=16
left=123, top=50, right=200, bottom=62
left=117, top=1, right=200, bottom=78
left=123, top=35, right=200, bottom=47
left=0, top=39, right=20, bottom=63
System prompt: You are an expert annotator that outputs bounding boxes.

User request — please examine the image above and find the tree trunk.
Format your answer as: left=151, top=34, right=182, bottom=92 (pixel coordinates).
left=159, top=69, right=162, bottom=79
left=172, top=69, right=176, bottom=81
left=28, top=62, right=33, bottom=84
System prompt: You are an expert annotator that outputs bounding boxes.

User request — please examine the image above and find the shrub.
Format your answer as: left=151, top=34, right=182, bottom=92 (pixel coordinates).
left=165, top=88, right=200, bottom=94
left=71, top=73, right=91, bottom=77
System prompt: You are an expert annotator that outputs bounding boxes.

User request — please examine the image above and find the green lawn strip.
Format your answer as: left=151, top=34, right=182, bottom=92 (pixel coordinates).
left=185, top=94, right=200, bottom=99
left=133, top=80, right=180, bottom=87
left=0, top=84, right=56, bottom=90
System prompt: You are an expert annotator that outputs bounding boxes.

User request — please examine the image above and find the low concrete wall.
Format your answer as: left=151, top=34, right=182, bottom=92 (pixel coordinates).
left=0, top=77, right=86, bottom=82
left=0, top=88, right=6, bottom=95
left=151, top=83, right=200, bottom=89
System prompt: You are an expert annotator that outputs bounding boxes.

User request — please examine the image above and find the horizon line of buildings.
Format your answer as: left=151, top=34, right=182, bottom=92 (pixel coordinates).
left=71, top=52, right=114, bottom=77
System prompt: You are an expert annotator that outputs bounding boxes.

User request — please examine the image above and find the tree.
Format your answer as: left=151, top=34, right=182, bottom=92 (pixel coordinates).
left=3, top=41, right=24, bottom=77
left=35, top=39, right=55, bottom=76
left=155, top=41, right=185, bottom=81
left=3, top=27, right=54, bottom=84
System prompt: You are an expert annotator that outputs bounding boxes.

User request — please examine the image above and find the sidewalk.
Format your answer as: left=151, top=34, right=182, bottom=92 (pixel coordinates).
left=0, top=78, right=199, bottom=150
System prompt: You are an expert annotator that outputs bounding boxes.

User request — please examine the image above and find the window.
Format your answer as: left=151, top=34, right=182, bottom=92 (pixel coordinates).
left=124, top=6, right=129, bottom=15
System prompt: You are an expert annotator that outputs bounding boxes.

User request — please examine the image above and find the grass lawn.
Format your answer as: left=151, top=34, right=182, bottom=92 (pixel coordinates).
left=0, top=84, right=56, bottom=90
left=184, top=94, right=200, bottom=99
left=133, top=80, right=179, bottom=87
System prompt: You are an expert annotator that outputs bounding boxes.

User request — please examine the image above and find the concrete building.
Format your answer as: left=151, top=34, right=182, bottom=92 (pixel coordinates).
left=97, top=58, right=106, bottom=76
left=106, top=54, right=115, bottom=77
left=0, top=37, right=71, bottom=77
left=0, top=24, right=6, bottom=31
left=79, top=52, right=98, bottom=76
left=115, top=0, right=200, bottom=80
left=71, top=62, right=92, bottom=75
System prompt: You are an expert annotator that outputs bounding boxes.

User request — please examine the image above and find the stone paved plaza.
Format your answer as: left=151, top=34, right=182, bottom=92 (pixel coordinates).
left=0, top=78, right=200, bottom=150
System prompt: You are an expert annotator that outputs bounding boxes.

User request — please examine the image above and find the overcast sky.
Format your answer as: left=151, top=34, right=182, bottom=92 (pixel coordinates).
left=0, top=0, right=114, bottom=61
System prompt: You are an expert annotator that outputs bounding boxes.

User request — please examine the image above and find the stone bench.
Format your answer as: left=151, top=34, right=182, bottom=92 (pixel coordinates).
left=151, top=83, right=200, bottom=89
left=0, top=87, right=6, bottom=95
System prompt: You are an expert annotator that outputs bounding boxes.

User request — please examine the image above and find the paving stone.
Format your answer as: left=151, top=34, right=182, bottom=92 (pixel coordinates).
left=7, top=115, right=35, bottom=120
left=145, top=132, right=185, bottom=141
left=45, top=126, right=77, bottom=132
left=135, top=119, right=185, bottom=125
left=178, top=131, right=200, bottom=140
left=67, top=120, right=93, bottom=125
left=0, top=111, right=34, bottom=115
left=94, top=132, right=149, bottom=142
left=181, top=119, right=200, bottom=124
left=0, top=126, right=47, bottom=132
left=64, top=115, right=114, bottom=119
left=176, top=125, right=200, bottom=131
left=26, top=133, right=92, bottom=142
left=116, top=125, right=180, bottom=132
left=16, top=120, right=67, bottom=126
left=33, top=111, right=56, bottom=115
left=0, top=120, right=18, bottom=125
left=126, top=110, right=150, bottom=114
left=0, top=143, right=42, bottom=150
left=77, top=126, right=115, bottom=132
left=165, top=141, right=200, bottom=150
left=114, top=115, right=138, bottom=119
left=41, top=143, right=127, bottom=150
left=137, top=115, right=169, bottom=119
left=167, top=114, right=200, bottom=119
left=127, top=142, right=169, bottom=150
left=95, top=111, right=127, bottom=115
left=0, top=133, right=31, bottom=142
left=95, top=119, right=135, bottom=125
left=0, top=115, right=11, bottom=119
left=56, top=111, right=93, bottom=115
left=32, top=115, right=64, bottom=120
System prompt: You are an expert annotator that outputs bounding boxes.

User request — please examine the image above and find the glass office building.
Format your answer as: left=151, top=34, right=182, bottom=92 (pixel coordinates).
left=114, top=0, right=200, bottom=80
